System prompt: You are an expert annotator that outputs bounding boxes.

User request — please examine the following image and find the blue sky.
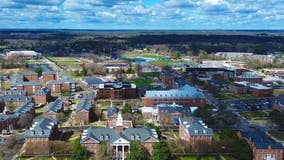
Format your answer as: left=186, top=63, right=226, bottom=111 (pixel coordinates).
left=0, top=0, right=284, bottom=29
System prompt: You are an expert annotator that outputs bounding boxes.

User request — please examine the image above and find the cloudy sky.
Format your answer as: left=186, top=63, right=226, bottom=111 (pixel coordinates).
left=0, top=0, right=283, bottom=29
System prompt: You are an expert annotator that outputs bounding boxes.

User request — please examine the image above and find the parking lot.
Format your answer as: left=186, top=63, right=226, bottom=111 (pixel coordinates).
left=228, top=98, right=275, bottom=111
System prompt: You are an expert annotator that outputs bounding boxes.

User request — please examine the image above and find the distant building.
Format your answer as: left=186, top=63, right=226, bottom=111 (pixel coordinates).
left=10, top=72, right=42, bottom=95
left=80, top=113, right=159, bottom=159
left=160, top=67, right=177, bottom=88
left=142, top=84, right=206, bottom=107
left=43, top=98, right=64, bottom=119
left=0, top=95, right=32, bottom=109
left=273, top=94, right=284, bottom=112
left=96, top=82, right=138, bottom=99
left=46, top=72, right=76, bottom=93
left=6, top=50, right=42, bottom=60
left=103, top=63, right=129, bottom=72
left=179, top=116, right=213, bottom=145
left=230, top=81, right=273, bottom=97
left=238, top=129, right=283, bottom=160
left=82, top=77, right=104, bottom=88
left=42, top=71, right=58, bottom=82
left=215, top=52, right=253, bottom=59
left=24, top=118, right=58, bottom=155
left=234, top=72, right=263, bottom=83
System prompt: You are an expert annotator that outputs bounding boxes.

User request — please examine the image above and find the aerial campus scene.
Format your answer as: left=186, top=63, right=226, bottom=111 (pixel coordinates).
left=0, top=1, right=284, bottom=160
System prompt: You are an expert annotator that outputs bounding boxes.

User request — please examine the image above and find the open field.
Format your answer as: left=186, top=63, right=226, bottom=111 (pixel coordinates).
left=49, top=57, right=82, bottom=65
left=122, top=51, right=168, bottom=59
left=128, top=78, right=153, bottom=88
left=0, top=68, right=29, bottom=74
left=180, top=156, right=237, bottom=160
left=239, top=111, right=270, bottom=120
left=268, top=131, right=284, bottom=141
left=218, top=91, right=255, bottom=100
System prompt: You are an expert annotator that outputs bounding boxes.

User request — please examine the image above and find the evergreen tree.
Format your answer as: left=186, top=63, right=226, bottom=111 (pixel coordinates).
left=34, top=67, right=42, bottom=76
left=127, top=141, right=146, bottom=160
left=151, top=141, right=170, bottom=160
left=97, top=141, right=114, bottom=160
left=121, top=103, right=132, bottom=114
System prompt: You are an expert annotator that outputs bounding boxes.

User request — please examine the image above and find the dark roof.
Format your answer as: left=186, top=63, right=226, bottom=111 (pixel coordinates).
left=34, top=88, right=50, bottom=95
left=44, top=98, right=63, bottom=114
left=276, top=94, right=284, bottom=107
left=107, top=106, right=119, bottom=117
left=76, top=97, right=92, bottom=112
left=157, top=103, right=191, bottom=114
left=1, top=95, right=32, bottom=102
left=240, top=129, right=283, bottom=149
left=0, top=102, right=34, bottom=121
left=180, top=116, right=213, bottom=136
left=25, top=118, right=58, bottom=138
left=83, top=77, right=104, bottom=85
left=81, top=126, right=159, bottom=144
left=0, top=90, right=27, bottom=96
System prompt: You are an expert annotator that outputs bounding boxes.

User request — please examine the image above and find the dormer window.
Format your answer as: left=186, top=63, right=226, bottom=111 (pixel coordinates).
left=136, top=135, right=140, bottom=140
left=131, top=135, right=135, bottom=140
left=100, top=135, right=104, bottom=140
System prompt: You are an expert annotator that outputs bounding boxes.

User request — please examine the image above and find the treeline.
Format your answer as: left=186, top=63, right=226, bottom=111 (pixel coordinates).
left=1, top=31, right=284, bottom=56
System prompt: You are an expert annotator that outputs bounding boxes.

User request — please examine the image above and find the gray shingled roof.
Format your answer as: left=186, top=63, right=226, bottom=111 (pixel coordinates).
left=25, top=118, right=58, bottom=138
left=0, top=102, right=34, bottom=121
left=180, top=116, right=213, bottom=136
left=80, top=126, right=159, bottom=144
left=107, top=106, right=119, bottom=117
left=76, top=97, right=92, bottom=112
left=34, top=88, right=50, bottom=95
left=44, top=98, right=63, bottom=113
left=145, top=84, right=205, bottom=98
left=1, top=95, right=32, bottom=102
left=0, top=90, right=27, bottom=96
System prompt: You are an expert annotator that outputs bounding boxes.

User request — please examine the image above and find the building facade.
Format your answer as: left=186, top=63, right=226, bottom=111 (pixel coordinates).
left=96, top=82, right=138, bottom=99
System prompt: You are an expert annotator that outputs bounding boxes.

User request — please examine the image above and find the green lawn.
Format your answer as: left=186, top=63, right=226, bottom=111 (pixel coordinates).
left=268, top=131, right=284, bottom=141
left=180, top=156, right=237, bottom=160
left=131, top=78, right=153, bottom=88
left=219, top=91, right=255, bottom=100
left=142, top=72, right=160, bottom=77
left=98, top=101, right=111, bottom=109
left=239, top=111, right=270, bottom=120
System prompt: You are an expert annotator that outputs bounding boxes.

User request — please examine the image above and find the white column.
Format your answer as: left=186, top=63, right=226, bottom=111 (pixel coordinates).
left=116, top=145, right=118, bottom=160
left=122, top=145, right=125, bottom=160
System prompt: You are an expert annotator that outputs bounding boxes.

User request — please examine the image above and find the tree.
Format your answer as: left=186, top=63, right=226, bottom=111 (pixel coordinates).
left=97, top=141, right=114, bottom=160
left=34, top=66, right=42, bottom=76
left=170, top=51, right=181, bottom=59
left=127, top=141, right=146, bottom=160
left=151, top=141, right=170, bottom=160
left=81, top=63, right=88, bottom=76
left=199, top=51, right=209, bottom=59
left=71, top=138, right=88, bottom=160
left=121, top=103, right=132, bottom=114
left=17, top=113, right=33, bottom=128
left=6, top=101, right=16, bottom=112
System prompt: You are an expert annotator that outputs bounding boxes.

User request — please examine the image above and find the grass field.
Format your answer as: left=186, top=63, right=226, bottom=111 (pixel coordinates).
left=180, top=156, right=237, bottom=160
left=239, top=111, right=270, bottom=120
left=49, top=57, right=82, bottom=65
left=268, top=131, right=284, bottom=141
left=122, top=51, right=168, bottom=59
left=218, top=91, right=255, bottom=100
left=97, top=101, right=111, bottom=109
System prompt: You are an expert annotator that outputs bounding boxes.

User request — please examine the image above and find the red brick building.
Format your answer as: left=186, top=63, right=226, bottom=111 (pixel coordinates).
left=0, top=102, right=35, bottom=133
left=238, top=129, right=283, bottom=160
left=43, top=98, right=64, bottom=119
left=142, top=84, right=206, bottom=107
left=96, top=82, right=138, bottom=99
left=230, top=81, right=273, bottom=97
left=24, top=118, right=58, bottom=155
left=42, top=71, right=58, bottom=82
left=234, top=72, right=263, bottom=83
left=33, top=88, right=51, bottom=106
left=80, top=113, right=159, bottom=159
left=75, top=98, right=92, bottom=125
left=179, top=116, right=213, bottom=145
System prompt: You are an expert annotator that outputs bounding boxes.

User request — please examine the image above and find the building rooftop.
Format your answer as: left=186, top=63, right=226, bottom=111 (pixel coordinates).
left=25, top=118, right=58, bottom=138
left=107, top=106, right=119, bottom=117
left=80, top=126, right=158, bottom=144
left=44, top=98, right=63, bottom=114
left=0, top=90, right=27, bottom=96
left=76, top=97, right=92, bottom=112
left=82, top=77, right=104, bottom=85
left=276, top=94, right=284, bottom=108
left=157, top=103, right=191, bottom=114
left=99, top=82, right=136, bottom=89
left=234, top=81, right=272, bottom=90
left=240, top=129, right=282, bottom=149
left=34, top=88, right=50, bottom=95
left=145, top=84, right=204, bottom=99
left=180, top=116, right=213, bottom=136
left=236, top=72, right=262, bottom=79
left=0, top=102, right=34, bottom=121
left=0, top=95, right=32, bottom=102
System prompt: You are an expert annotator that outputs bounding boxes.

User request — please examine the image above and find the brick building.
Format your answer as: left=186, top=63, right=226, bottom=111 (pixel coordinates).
left=75, top=97, right=92, bottom=125
left=43, top=98, right=64, bottom=119
left=42, top=71, right=58, bottom=82
left=179, top=116, right=213, bottom=145
left=160, top=67, right=177, bottom=88
left=24, top=118, right=58, bottom=155
left=273, top=94, right=284, bottom=112
left=0, top=102, right=35, bottom=133
left=234, top=72, right=263, bottom=83
left=238, top=129, right=283, bottom=160
left=45, top=72, right=76, bottom=93
left=1, top=95, right=32, bottom=109
left=80, top=113, right=159, bottom=160
left=142, top=84, right=206, bottom=107
left=10, top=72, right=42, bottom=95
left=96, top=82, right=138, bottom=99
left=33, top=88, right=51, bottom=106
left=230, top=81, right=273, bottom=97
